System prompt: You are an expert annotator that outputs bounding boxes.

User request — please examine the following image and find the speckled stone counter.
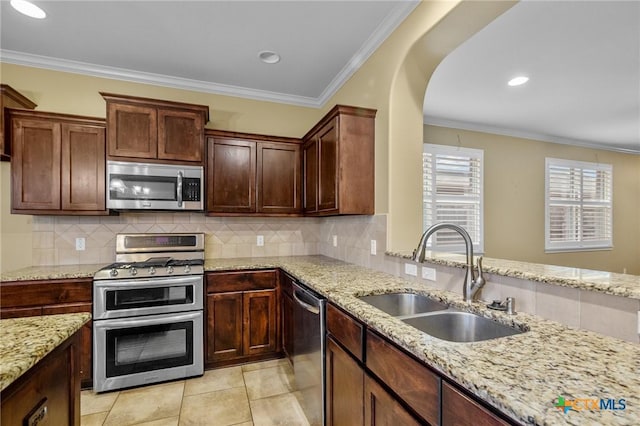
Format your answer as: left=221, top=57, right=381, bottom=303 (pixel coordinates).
left=204, top=256, right=640, bottom=426
left=0, top=313, right=91, bottom=391
left=0, top=263, right=105, bottom=282
left=387, top=250, right=640, bottom=300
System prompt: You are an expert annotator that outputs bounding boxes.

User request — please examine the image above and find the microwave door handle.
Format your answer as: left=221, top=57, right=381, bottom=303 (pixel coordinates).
left=177, top=171, right=183, bottom=207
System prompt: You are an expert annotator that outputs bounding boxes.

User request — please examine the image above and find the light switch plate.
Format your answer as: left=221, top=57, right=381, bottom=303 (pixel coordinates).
left=75, top=237, right=85, bottom=251
left=404, top=263, right=417, bottom=276
left=421, top=266, right=436, bottom=281
left=257, top=235, right=264, bottom=246
left=370, top=240, right=377, bottom=255
left=332, top=235, right=338, bottom=247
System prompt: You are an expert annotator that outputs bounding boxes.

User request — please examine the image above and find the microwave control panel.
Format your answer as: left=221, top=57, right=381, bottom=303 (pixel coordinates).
left=182, top=178, right=201, bottom=201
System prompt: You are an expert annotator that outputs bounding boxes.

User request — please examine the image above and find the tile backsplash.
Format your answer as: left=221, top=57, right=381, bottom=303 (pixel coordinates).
left=32, top=213, right=322, bottom=266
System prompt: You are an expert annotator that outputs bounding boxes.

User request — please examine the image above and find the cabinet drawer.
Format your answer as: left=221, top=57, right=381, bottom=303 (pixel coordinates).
left=442, top=382, right=511, bottom=426
left=207, top=270, right=276, bottom=293
left=366, top=330, right=440, bottom=425
left=0, top=279, right=92, bottom=308
left=327, top=303, right=364, bottom=362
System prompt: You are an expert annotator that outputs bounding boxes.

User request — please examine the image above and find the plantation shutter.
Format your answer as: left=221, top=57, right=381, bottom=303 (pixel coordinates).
left=423, top=144, right=483, bottom=253
left=545, top=158, right=612, bottom=251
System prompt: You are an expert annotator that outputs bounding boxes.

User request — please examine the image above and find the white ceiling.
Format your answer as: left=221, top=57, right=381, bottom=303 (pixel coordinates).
left=424, top=1, right=640, bottom=154
left=0, top=0, right=418, bottom=107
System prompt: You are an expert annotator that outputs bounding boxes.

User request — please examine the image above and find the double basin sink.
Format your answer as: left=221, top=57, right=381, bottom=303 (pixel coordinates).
left=358, top=292, right=524, bottom=343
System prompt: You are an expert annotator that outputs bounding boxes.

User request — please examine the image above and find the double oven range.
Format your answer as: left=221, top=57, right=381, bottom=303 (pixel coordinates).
left=93, top=233, right=205, bottom=393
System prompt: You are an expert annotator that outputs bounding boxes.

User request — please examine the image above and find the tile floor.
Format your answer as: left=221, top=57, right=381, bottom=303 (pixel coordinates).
left=81, top=359, right=311, bottom=426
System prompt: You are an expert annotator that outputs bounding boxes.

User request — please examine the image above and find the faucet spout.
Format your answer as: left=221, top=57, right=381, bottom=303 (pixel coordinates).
left=411, top=223, right=485, bottom=302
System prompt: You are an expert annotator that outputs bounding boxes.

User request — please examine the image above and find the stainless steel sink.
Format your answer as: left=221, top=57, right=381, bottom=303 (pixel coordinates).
left=402, top=311, right=523, bottom=342
left=358, top=292, right=448, bottom=317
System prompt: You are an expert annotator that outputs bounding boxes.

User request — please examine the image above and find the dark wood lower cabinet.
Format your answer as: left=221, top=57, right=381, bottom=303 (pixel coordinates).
left=364, top=374, right=422, bottom=426
left=1, top=331, right=81, bottom=426
left=326, top=337, right=364, bottom=426
left=206, top=292, right=244, bottom=362
left=0, top=279, right=93, bottom=388
left=442, top=382, right=510, bottom=426
left=243, top=290, right=277, bottom=356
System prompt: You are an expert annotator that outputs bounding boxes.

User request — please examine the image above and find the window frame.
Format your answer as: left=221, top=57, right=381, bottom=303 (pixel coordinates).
left=422, top=143, right=484, bottom=254
left=544, top=157, right=613, bottom=253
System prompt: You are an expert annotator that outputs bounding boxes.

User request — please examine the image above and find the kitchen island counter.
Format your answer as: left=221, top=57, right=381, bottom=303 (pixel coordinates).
left=0, top=312, right=91, bottom=391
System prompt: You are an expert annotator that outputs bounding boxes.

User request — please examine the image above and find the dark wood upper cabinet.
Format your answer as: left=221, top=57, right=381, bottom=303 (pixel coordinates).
left=101, top=93, right=208, bottom=165
left=1, top=84, right=37, bottom=161
left=303, top=105, right=376, bottom=216
left=206, top=131, right=301, bottom=216
left=9, top=110, right=107, bottom=215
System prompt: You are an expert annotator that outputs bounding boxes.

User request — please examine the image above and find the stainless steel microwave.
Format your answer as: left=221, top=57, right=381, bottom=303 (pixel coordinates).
left=107, top=161, right=203, bottom=211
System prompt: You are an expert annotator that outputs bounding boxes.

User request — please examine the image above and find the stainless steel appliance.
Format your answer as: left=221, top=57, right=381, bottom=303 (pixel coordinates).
left=93, top=233, right=205, bottom=392
left=292, top=281, right=326, bottom=426
left=107, top=160, right=203, bottom=211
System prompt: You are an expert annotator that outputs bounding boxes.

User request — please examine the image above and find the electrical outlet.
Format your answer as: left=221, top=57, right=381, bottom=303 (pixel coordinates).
left=404, top=263, right=417, bottom=276
left=75, top=237, right=85, bottom=251
left=332, top=235, right=338, bottom=247
left=256, top=235, right=264, bottom=247
left=421, top=266, right=436, bottom=281
left=370, top=239, right=377, bottom=255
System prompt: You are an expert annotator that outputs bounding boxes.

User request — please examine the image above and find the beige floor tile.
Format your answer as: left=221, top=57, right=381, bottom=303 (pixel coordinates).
left=103, top=382, right=184, bottom=426
left=81, top=411, right=108, bottom=426
left=241, top=358, right=288, bottom=372
left=243, top=365, right=294, bottom=400
left=184, top=366, right=244, bottom=396
left=133, top=417, right=179, bottom=426
left=250, top=393, right=310, bottom=426
left=81, top=390, right=119, bottom=415
left=179, top=387, right=251, bottom=426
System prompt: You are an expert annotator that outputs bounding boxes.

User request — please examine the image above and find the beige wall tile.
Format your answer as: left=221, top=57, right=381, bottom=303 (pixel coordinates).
left=535, top=283, right=580, bottom=328
left=579, top=291, right=640, bottom=343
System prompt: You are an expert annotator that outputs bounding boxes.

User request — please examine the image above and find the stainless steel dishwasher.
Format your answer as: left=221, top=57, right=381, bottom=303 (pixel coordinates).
left=292, top=281, right=326, bottom=426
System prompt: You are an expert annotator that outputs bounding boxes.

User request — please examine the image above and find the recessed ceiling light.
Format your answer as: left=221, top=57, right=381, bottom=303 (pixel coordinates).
left=508, top=76, right=529, bottom=87
left=258, top=51, right=281, bottom=64
left=10, top=0, right=46, bottom=19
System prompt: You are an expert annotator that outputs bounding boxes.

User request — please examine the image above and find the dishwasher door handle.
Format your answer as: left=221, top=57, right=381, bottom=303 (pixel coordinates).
left=293, top=288, right=320, bottom=315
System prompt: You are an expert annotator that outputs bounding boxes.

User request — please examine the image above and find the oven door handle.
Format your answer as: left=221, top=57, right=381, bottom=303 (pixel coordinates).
left=94, top=311, right=202, bottom=329
left=94, top=275, right=202, bottom=289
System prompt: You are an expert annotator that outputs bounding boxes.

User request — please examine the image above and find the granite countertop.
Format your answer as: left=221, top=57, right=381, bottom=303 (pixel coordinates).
left=1, top=256, right=638, bottom=424
left=0, top=263, right=106, bottom=282
left=0, top=313, right=91, bottom=392
left=387, top=250, right=640, bottom=300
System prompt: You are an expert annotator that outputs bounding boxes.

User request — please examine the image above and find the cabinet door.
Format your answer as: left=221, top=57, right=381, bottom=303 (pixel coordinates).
left=281, top=292, right=294, bottom=361
left=61, top=123, right=106, bottom=211
left=207, top=138, right=256, bottom=213
left=11, top=118, right=61, bottom=210
left=364, top=374, right=421, bottom=426
left=106, top=102, right=157, bottom=159
left=256, top=142, right=301, bottom=214
left=303, top=138, right=318, bottom=213
left=442, top=382, right=510, bottom=426
left=42, top=302, right=93, bottom=388
left=317, top=117, right=339, bottom=212
left=158, top=108, right=204, bottom=163
left=326, top=337, right=364, bottom=426
left=206, top=292, right=243, bottom=363
left=243, top=289, right=277, bottom=356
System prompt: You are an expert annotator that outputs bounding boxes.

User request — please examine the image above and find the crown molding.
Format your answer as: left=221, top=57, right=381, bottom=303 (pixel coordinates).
left=424, top=115, right=640, bottom=155
left=316, top=1, right=420, bottom=105
left=0, top=49, right=321, bottom=107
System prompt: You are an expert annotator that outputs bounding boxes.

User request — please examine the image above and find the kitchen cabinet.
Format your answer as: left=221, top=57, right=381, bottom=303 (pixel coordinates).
left=101, top=93, right=209, bottom=164
left=1, top=329, right=81, bottom=426
left=0, top=279, right=93, bottom=388
left=326, top=301, right=515, bottom=426
left=205, top=270, right=279, bottom=368
left=1, top=84, right=37, bottom=161
left=279, top=271, right=295, bottom=362
left=206, top=131, right=301, bottom=215
left=9, top=110, right=107, bottom=215
left=302, top=105, right=376, bottom=215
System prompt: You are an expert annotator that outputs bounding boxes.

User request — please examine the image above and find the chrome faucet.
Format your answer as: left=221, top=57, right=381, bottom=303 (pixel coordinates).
left=412, top=223, right=485, bottom=302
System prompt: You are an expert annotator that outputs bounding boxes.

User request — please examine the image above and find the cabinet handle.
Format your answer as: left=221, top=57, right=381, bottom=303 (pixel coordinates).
left=25, top=398, right=48, bottom=426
